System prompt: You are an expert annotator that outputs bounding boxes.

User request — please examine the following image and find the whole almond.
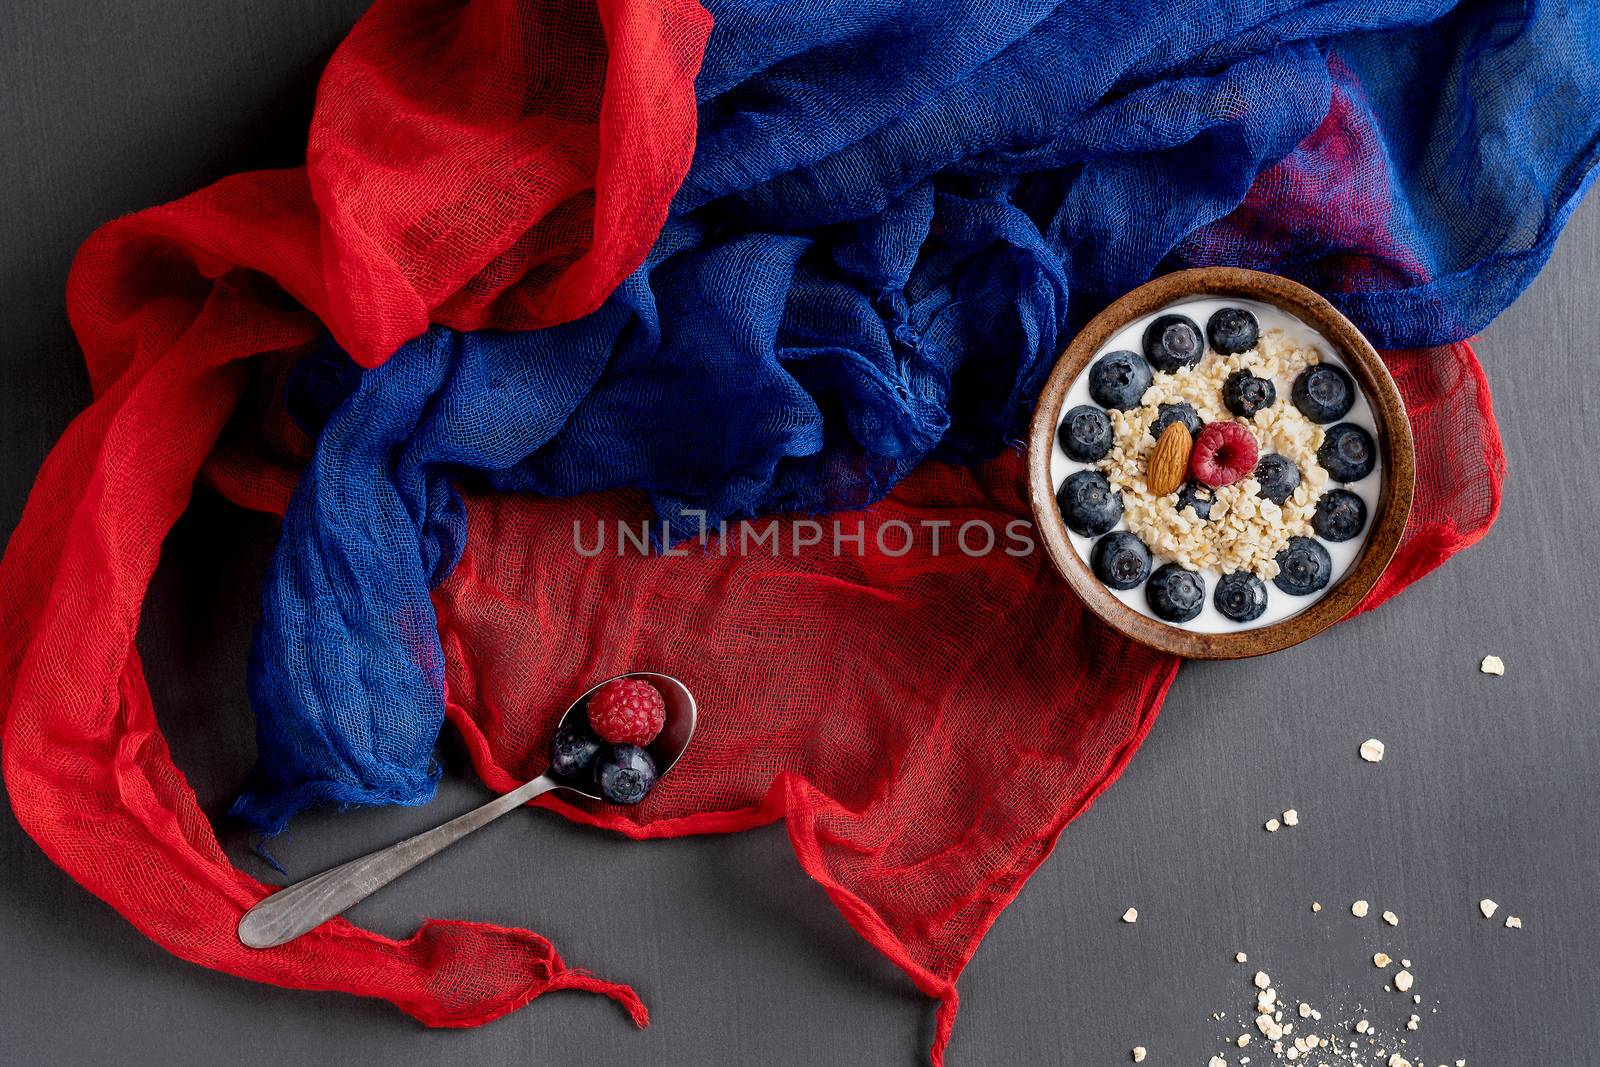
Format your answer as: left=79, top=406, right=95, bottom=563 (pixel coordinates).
left=1146, top=422, right=1192, bottom=496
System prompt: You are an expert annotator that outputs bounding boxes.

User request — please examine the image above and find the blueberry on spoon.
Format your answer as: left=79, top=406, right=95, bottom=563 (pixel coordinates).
left=596, top=745, right=658, bottom=805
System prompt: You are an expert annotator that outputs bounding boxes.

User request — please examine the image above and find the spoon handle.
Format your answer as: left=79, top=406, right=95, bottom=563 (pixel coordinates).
left=237, top=774, right=559, bottom=949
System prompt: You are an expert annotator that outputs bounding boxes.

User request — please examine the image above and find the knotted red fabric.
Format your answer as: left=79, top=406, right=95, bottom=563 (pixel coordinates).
left=0, top=0, right=1510, bottom=1064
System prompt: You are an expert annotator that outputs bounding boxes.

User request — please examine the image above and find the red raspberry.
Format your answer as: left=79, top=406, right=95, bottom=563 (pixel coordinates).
left=587, top=678, right=665, bottom=746
left=1190, top=421, right=1259, bottom=488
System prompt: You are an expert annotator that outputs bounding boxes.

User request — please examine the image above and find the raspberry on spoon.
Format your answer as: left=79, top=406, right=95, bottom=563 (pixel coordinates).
left=587, top=677, right=666, bottom=745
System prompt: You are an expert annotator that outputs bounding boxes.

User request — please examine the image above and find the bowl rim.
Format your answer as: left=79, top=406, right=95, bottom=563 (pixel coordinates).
left=1026, top=267, right=1416, bottom=659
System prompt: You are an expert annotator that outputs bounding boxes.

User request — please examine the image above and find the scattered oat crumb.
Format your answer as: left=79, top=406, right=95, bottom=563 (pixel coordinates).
left=1394, top=969, right=1415, bottom=992
left=1265, top=818, right=1281, bottom=832
left=1311, top=901, right=1322, bottom=912
left=1132, top=1047, right=1146, bottom=1062
left=1254, top=971, right=1271, bottom=990
left=1374, top=952, right=1392, bottom=968
left=1356, top=1020, right=1369, bottom=1034
left=1297, top=1002, right=1311, bottom=1018
left=1479, top=898, right=1498, bottom=919
left=1210, top=1057, right=1227, bottom=1067
left=1282, top=808, right=1299, bottom=827
left=1506, top=915, right=1523, bottom=929
left=1407, top=1014, right=1420, bottom=1031
left=1236, top=951, right=1248, bottom=963
left=1480, top=654, right=1504, bottom=676
left=1122, top=907, right=1139, bottom=923
left=1360, top=738, right=1386, bottom=763
left=1237, top=1035, right=1250, bottom=1048
left=1352, top=900, right=1370, bottom=918
left=1383, top=910, right=1399, bottom=926
left=1402, top=958, right=1411, bottom=967
left=1389, top=1054, right=1412, bottom=1067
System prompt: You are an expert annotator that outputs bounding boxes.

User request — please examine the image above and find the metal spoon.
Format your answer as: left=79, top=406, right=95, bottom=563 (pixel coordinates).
left=237, top=672, right=696, bottom=949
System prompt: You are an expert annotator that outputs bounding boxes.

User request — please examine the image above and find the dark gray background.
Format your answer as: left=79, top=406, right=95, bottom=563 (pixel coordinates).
left=3, top=3, right=1596, bottom=1064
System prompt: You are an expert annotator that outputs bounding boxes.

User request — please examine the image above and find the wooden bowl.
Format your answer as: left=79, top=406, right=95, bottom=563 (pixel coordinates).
left=1027, top=267, right=1415, bottom=659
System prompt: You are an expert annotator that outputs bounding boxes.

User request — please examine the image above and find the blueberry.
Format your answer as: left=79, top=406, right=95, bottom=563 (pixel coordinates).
left=1088, top=349, right=1154, bottom=410
left=1291, top=364, right=1355, bottom=423
left=1145, top=562, right=1206, bottom=623
left=1207, top=307, right=1260, bottom=355
left=1253, top=453, right=1300, bottom=504
left=1056, top=470, right=1123, bottom=537
left=1273, top=536, right=1332, bottom=596
left=1221, top=369, right=1276, bottom=419
left=1058, top=404, right=1113, bottom=462
left=1149, top=401, right=1203, bottom=441
left=1318, top=423, right=1376, bottom=482
left=1174, top=482, right=1213, bottom=520
left=1312, top=489, right=1367, bottom=542
left=1142, top=313, right=1205, bottom=372
left=1214, top=571, right=1269, bottom=622
left=596, top=744, right=658, bottom=805
left=549, top=721, right=604, bottom=781
left=1091, top=531, right=1152, bottom=590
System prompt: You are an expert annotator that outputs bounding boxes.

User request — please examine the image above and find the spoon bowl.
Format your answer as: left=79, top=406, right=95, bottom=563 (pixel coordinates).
left=551, top=671, right=697, bottom=800
left=238, top=671, right=697, bottom=949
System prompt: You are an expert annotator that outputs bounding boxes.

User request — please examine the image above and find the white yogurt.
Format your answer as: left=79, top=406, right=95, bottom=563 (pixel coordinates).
left=1049, top=295, right=1381, bottom=633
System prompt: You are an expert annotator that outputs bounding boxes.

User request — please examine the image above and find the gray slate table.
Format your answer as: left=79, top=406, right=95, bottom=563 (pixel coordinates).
left=3, top=4, right=1597, bottom=1064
